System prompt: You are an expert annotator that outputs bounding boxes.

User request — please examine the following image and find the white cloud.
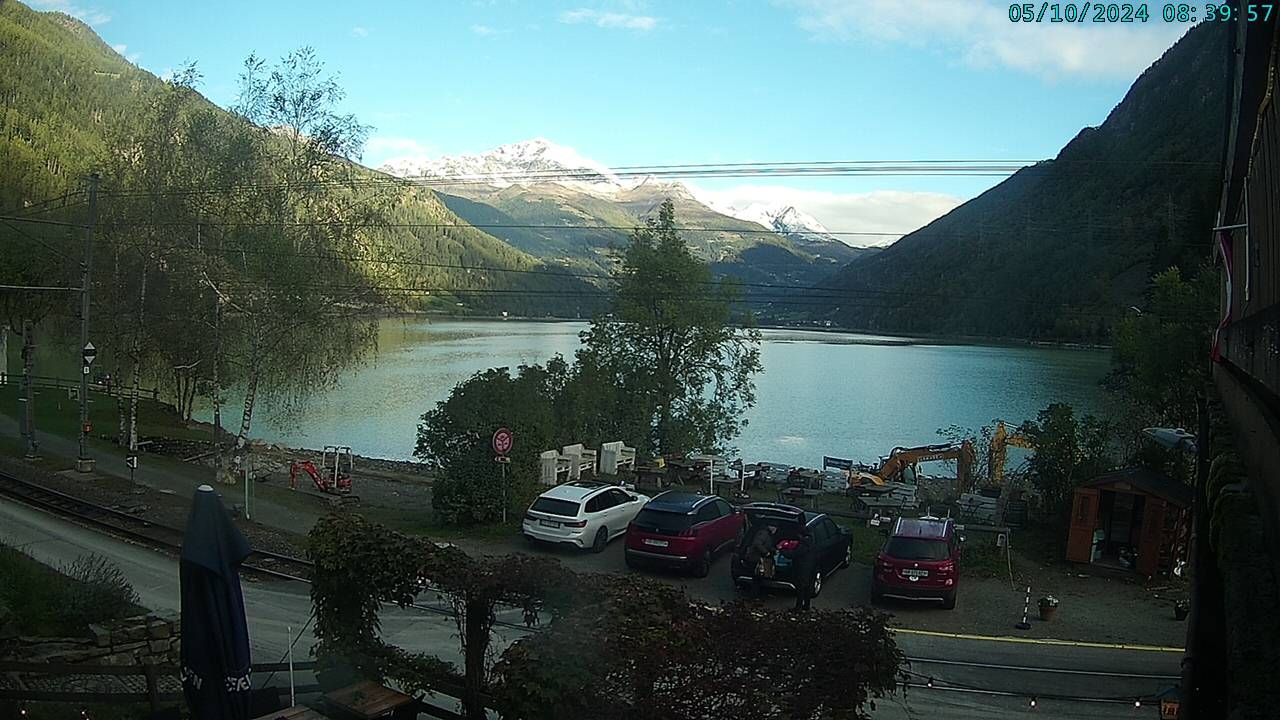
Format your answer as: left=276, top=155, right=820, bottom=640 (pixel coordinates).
left=689, top=184, right=963, bottom=247
left=364, top=136, right=434, bottom=168
left=111, top=43, right=141, bottom=64
left=28, top=0, right=111, bottom=26
left=470, top=24, right=509, bottom=36
left=778, top=0, right=1186, bottom=79
left=558, top=8, right=658, bottom=30
left=351, top=26, right=370, bottom=37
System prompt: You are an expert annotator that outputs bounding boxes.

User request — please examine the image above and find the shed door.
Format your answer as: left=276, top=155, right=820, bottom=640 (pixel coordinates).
left=1137, top=498, right=1166, bottom=577
left=1066, top=488, right=1100, bottom=563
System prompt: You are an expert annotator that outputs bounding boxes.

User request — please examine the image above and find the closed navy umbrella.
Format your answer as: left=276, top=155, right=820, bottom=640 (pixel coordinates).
left=181, top=484, right=253, bottom=720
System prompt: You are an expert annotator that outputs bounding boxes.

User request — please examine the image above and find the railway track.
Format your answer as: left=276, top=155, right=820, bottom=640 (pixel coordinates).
left=0, top=471, right=313, bottom=581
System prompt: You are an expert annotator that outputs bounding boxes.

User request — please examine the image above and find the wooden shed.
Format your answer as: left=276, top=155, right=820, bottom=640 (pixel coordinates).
left=1066, top=467, right=1192, bottom=577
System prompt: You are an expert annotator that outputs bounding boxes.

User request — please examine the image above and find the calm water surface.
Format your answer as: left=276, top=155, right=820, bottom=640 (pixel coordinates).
left=226, top=319, right=1111, bottom=468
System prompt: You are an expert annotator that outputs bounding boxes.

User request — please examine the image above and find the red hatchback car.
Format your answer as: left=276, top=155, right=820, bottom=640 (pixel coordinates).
left=624, top=491, right=744, bottom=577
left=871, top=517, right=962, bottom=609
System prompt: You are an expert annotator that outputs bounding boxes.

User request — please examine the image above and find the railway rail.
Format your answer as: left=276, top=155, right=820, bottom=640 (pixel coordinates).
left=0, top=470, right=313, bottom=581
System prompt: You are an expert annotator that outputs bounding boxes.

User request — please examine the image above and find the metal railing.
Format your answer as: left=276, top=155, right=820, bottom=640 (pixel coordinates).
left=0, top=372, right=160, bottom=401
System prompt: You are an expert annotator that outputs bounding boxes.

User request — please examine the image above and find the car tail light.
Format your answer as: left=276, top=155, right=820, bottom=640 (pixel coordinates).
left=563, top=519, right=587, bottom=528
left=677, top=526, right=698, bottom=538
left=776, top=539, right=799, bottom=552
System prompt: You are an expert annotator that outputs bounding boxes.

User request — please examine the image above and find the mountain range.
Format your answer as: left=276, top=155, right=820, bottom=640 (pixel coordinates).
left=818, top=22, right=1229, bottom=341
left=380, top=139, right=873, bottom=287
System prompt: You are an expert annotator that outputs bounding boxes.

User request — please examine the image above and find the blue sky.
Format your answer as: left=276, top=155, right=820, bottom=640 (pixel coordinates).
left=32, top=0, right=1191, bottom=239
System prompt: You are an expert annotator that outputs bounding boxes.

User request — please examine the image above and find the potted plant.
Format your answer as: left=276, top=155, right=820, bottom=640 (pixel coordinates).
left=1174, top=599, right=1189, bottom=621
left=1037, top=595, right=1059, bottom=621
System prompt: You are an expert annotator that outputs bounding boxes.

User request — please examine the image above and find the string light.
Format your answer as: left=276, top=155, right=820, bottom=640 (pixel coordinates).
left=1134, top=698, right=1142, bottom=708
left=1029, top=696, right=1038, bottom=709
left=926, top=677, right=934, bottom=688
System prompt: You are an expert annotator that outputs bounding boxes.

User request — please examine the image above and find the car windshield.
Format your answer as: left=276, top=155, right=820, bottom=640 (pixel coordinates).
left=530, top=498, right=581, bottom=518
left=885, top=537, right=949, bottom=561
left=632, top=508, right=693, bottom=534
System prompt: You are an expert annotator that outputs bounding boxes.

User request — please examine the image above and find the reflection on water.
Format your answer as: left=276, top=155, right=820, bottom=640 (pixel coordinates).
left=204, top=318, right=1111, bottom=467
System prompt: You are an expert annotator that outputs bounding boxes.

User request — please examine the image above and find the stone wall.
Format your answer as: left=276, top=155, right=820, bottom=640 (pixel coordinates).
left=4, top=614, right=180, bottom=667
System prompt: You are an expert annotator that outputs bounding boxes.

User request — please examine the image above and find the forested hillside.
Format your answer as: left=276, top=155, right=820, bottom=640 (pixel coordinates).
left=0, top=0, right=598, bottom=318
left=819, top=22, right=1229, bottom=341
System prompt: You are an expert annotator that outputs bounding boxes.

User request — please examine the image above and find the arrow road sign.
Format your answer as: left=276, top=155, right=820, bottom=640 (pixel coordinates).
left=492, top=427, right=514, bottom=456
left=126, top=455, right=138, bottom=469
left=83, top=342, right=97, bottom=365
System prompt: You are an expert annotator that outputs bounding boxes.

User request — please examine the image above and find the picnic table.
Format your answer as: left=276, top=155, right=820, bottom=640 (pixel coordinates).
left=778, top=486, right=822, bottom=508
left=324, top=680, right=416, bottom=720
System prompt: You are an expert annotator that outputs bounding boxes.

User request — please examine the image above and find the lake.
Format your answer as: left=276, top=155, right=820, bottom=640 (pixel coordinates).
left=221, top=318, right=1112, bottom=469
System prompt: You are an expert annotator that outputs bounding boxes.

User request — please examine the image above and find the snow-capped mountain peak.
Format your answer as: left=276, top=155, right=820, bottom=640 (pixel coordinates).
left=709, top=202, right=838, bottom=244
left=379, top=137, right=624, bottom=193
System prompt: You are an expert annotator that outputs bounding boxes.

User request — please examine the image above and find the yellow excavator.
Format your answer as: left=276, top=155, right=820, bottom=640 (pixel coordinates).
left=988, top=420, right=1035, bottom=487
left=848, top=440, right=977, bottom=493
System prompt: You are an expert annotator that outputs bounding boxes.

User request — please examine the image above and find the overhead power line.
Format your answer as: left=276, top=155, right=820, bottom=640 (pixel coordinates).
left=90, top=157, right=1220, bottom=198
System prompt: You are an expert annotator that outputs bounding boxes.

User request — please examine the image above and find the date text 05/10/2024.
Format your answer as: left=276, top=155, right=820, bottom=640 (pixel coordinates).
left=1008, top=3, right=1275, bottom=23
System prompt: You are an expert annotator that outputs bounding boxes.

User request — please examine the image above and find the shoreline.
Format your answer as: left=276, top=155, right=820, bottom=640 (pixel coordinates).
left=382, top=312, right=1112, bottom=351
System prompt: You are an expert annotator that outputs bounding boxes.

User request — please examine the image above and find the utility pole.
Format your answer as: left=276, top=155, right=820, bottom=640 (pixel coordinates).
left=20, top=319, right=36, bottom=458
left=77, top=173, right=99, bottom=473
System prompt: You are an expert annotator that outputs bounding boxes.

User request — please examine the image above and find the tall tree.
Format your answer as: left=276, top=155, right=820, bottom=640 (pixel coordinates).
left=1023, top=403, right=1113, bottom=522
left=203, top=48, right=396, bottom=483
left=578, top=200, right=762, bottom=457
left=1107, top=266, right=1217, bottom=432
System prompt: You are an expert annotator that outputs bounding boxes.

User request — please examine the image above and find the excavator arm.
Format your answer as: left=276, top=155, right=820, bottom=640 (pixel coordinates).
left=848, top=440, right=976, bottom=491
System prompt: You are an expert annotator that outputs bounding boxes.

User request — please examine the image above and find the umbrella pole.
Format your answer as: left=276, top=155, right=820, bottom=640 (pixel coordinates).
left=287, top=624, right=296, bottom=707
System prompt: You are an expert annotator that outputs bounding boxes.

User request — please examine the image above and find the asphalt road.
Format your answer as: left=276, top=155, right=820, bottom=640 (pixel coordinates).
left=0, top=497, right=1181, bottom=718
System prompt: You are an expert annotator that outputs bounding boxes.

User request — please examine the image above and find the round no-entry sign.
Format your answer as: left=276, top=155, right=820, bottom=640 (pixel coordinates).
left=492, top=427, right=514, bottom=456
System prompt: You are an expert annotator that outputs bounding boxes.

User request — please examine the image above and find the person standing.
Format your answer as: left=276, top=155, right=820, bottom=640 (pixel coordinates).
left=793, top=530, right=818, bottom=611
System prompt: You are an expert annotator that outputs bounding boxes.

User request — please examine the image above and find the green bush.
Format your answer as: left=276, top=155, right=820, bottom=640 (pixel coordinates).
left=59, top=554, right=142, bottom=630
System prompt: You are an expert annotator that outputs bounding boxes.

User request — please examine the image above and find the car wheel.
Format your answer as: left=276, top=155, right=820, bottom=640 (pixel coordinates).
left=870, top=579, right=885, bottom=605
left=941, top=590, right=957, bottom=610
left=591, top=526, right=609, bottom=553
left=624, top=552, right=639, bottom=570
left=810, top=571, right=823, bottom=598
left=691, top=548, right=712, bottom=578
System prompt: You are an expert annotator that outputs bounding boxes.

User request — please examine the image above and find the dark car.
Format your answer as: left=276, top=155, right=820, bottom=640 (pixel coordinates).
left=624, top=491, right=743, bottom=577
left=870, top=517, right=961, bottom=609
left=730, top=502, right=853, bottom=596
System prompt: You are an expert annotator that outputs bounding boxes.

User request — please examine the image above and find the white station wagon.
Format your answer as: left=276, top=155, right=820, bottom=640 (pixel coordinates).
left=522, top=481, right=649, bottom=552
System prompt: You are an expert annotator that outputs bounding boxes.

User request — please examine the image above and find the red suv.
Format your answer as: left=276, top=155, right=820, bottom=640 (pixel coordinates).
left=870, top=517, right=961, bottom=609
left=624, top=491, right=744, bottom=577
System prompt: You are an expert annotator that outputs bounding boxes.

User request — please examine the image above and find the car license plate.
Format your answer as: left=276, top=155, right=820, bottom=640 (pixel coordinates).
left=643, top=539, right=669, bottom=547
left=539, top=519, right=560, bottom=529
left=903, top=569, right=929, bottom=578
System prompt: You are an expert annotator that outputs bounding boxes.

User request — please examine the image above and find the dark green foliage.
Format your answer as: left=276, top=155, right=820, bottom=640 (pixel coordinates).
left=59, top=553, right=142, bottom=631
left=415, top=361, right=568, bottom=525
left=493, top=582, right=905, bottom=720
left=1023, top=403, right=1113, bottom=521
left=308, top=514, right=906, bottom=720
left=822, top=23, right=1229, bottom=340
left=579, top=200, right=763, bottom=456
left=1108, top=266, right=1217, bottom=429
left=0, top=545, right=143, bottom=636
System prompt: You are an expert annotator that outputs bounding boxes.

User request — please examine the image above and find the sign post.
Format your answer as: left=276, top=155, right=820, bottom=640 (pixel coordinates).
left=493, top=428, right=514, bottom=523
left=125, top=453, right=137, bottom=484
left=77, top=341, right=98, bottom=472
